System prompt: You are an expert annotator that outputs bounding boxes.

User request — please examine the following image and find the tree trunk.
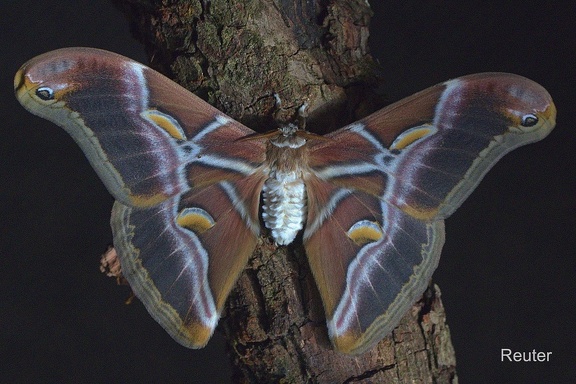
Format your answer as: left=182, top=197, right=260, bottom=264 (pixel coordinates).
left=111, top=0, right=458, bottom=382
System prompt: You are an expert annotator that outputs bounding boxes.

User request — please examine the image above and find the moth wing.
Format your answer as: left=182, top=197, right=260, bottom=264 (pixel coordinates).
left=15, top=47, right=268, bottom=347
left=305, top=73, right=556, bottom=354
left=112, top=171, right=266, bottom=347
left=15, top=47, right=265, bottom=207
left=303, top=177, right=444, bottom=354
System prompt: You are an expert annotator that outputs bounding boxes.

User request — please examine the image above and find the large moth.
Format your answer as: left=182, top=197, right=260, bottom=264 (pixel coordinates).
left=15, top=48, right=556, bottom=355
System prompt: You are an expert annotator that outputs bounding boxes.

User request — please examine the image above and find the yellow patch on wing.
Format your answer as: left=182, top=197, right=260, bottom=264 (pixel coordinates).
left=142, top=109, right=187, bottom=141
left=390, top=125, right=436, bottom=150
left=347, top=220, right=383, bottom=246
left=13, top=68, right=25, bottom=92
left=331, top=330, right=364, bottom=354
left=401, top=203, right=440, bottom=221
left=183, top=322, right=215, bottom=348
left=129, top=192, right=171, bottom=208
left=176, top=207, right=216, bottom=234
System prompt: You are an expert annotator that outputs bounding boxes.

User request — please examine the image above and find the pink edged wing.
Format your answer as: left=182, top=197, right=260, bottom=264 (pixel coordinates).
left=15, top=47, right=267, bottom=347
left=304, top=73, right=556, bottom=354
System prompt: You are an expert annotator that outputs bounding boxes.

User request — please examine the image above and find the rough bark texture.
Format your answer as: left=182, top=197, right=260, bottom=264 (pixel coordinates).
left=111, top=0, right=458, bottom=382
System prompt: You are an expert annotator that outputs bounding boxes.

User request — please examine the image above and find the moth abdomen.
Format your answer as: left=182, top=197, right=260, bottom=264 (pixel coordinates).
left=261, top=169, right=307, bottom=245
left=262, top=124, right=311, bottom=245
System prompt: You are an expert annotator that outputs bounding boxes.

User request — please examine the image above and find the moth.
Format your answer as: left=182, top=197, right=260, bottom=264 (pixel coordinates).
left=15, top=47, right=556, bottom=355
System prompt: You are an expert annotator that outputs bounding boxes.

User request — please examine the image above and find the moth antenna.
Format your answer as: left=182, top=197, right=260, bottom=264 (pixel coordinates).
left=272, top=93, right=283, bottom=121
left=297, top=102, right=308, bottom=130
left=273, top=93, right=282, bottom=108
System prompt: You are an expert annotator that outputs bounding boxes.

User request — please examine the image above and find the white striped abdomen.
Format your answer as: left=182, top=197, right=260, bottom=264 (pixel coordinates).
left=261, top=169, right=307, bottom=245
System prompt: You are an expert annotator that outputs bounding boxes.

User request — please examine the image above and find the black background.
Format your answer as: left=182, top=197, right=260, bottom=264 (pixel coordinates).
left=2, top=1, right=575, bottom=382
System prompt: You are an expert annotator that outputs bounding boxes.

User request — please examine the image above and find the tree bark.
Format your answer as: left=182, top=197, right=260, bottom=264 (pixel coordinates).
left=111, top=0, right=458, bottom=382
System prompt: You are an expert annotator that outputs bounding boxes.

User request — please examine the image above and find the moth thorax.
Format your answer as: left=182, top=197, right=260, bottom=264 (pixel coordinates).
left=262, top=169, right=307, bottom=246
left=270, top=124, right=306, bottom=148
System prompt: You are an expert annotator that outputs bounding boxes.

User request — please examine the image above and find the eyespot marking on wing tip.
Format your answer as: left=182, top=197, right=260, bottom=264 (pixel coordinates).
left=347, top=220, right=383, bottom=246
left=177, top=207, right=215, bottom=234
left=142, top=109, right=187, bottom=141
left=389, top=125, right=436, bottom=150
